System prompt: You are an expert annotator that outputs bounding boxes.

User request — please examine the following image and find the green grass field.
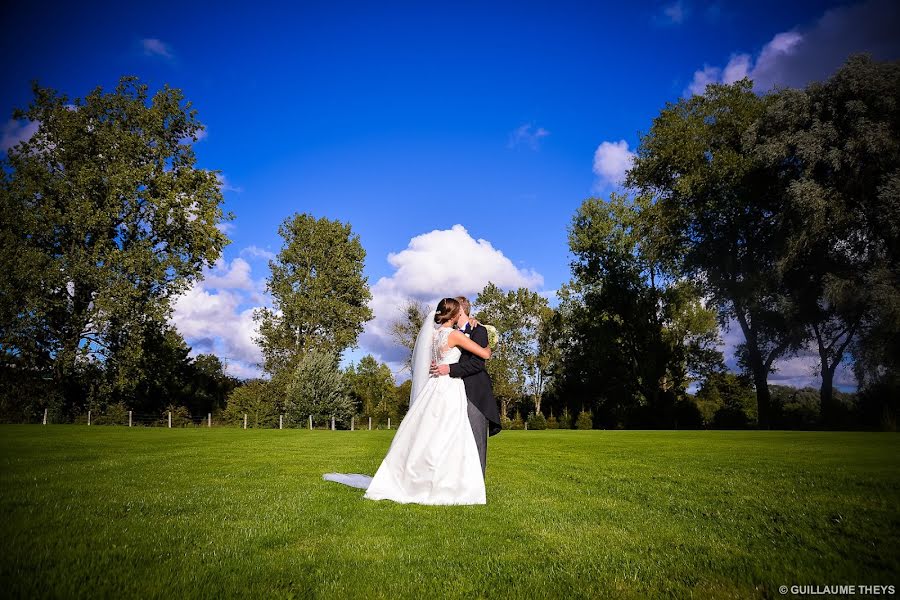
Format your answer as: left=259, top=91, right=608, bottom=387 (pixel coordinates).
left=1, top=426, right=897, bottom=599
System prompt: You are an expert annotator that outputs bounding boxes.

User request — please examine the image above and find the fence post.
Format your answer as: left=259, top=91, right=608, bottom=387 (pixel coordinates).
left=351, top=416, right=354, bottom=431
left=243, top=413, right=247, bottom=430
left=279, top=414, right=283, bottom=430
left=43, top=408, right=48, bottom=425
left=388, top=417, right=391, bottom=430
left=331, top=416, right=335, bottom=430
left=168, top=411, right=172, bottom=428
left=128, top=410, right=132, bottom=427
left=525, top=421, right=528, bottom=431
left=308, top=415, right=312, bottom=430
left=368, top=416, right=372, bottom=431
left=87, top=410, right=91, bottom=426
left=208, top=413, right=211, bottom=428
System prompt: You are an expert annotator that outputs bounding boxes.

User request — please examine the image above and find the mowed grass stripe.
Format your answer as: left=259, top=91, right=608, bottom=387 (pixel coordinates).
left=1, top=427, right=897, bottom=599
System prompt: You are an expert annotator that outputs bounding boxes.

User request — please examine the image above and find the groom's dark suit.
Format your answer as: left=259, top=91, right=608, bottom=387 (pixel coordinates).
left=449, top=323, right=501, bottom=474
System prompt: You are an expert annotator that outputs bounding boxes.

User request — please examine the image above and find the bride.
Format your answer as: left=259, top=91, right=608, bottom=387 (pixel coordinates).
left=324, top=297, right=491, bottom=505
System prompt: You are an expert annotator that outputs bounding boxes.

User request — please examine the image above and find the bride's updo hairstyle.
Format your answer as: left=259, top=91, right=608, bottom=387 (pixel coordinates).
left=434, top=297, right=461, bottom=325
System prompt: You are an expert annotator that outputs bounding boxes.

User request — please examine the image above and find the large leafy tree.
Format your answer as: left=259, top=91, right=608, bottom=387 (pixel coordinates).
left=345, top=354, right=397, bottom=421
left=555, top=194, right=721, bottom=427
left=254, top=214, right=372, bottom=376
left=627, top=80, right=803, bottom=428
left=0, top=77, right=229, bottom=415
left=474, top=283, right=551, bottom=419
left=760, top=55, right=900, bottom=423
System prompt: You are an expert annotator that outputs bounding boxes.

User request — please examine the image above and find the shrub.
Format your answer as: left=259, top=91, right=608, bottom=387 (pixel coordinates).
left=558, top=407, right=573, bottom=429
left=94, top=402, right=129, bottom=426
left=286, top=349, right=354, bottom=428
left=527, top=412, right=547, bottom=430
left=224, top=380, right=278, bottom=428
left=546, top=413, right=559, bottom=429
left=508, top=411, right=525, bottom=430
left=164, top=404, right=192, bottom=427
left=576, top=410, right=593, bottom=430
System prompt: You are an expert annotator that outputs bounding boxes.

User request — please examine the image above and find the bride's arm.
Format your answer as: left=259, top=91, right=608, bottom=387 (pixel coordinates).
left=449, top=330, right=491, bottom=359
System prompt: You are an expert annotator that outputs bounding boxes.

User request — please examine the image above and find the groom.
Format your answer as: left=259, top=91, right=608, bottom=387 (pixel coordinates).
left=430, top=296, right=501, bottom=476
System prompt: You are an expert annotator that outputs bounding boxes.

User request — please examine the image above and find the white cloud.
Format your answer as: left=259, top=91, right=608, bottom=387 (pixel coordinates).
left=508, top=123, right=550, bottom=150
left=216, top=173, right=243, bottom=194
left=661, top=1, right=686, bottom=25
left=202, top=257, right=256, bottom=292
left=240, top=245, right=276, bottom=261
left=170, top=253, right=271, bottom=379
left=359, top=225, right=544, bottom=372
left=686, top=0, right=900, bottom=95
left=1, top=119, right=39, bottom=152
left=592, top=139, right=636, bottom=188
left=141, top=38, right=173, bottom=59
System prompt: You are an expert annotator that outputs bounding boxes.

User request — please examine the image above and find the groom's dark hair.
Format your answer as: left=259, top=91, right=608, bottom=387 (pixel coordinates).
left=455, top=296, right=471, bottom=315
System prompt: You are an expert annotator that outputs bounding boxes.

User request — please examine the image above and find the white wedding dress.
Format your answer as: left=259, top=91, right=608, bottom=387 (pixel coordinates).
left=323, top=325, right=486, bottom=505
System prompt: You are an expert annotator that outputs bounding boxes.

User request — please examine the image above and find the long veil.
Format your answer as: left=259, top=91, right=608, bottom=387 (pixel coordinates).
left=409, top=310, right=438, bottom=411
left=323, top=309, right=437, bottom=491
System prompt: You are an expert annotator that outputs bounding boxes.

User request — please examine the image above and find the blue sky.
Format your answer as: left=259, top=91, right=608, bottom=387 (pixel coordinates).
left=3, top=0, right=898, bottom=386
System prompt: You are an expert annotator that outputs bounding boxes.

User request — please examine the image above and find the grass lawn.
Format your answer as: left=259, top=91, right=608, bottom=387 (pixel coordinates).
left=1, top=426, right=897, bottom=599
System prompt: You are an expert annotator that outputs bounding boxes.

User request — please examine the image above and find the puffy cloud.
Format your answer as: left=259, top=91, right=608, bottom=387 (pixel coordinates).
left=240, top=245, right=276, bottom=261
left=508, top=123, right=550, bottom=150
left=202, top=257, right=256, bottom=292
left=1, top=119, right=39, bottom=152
left=360, top=225, right=544, bottom=369
left=170, top=254, right=269, bottom=379
left=592, top=139, right=636, bottom=188
left=141, top=38, right=173, bottom=59
left=686, top=0, right=900, bottom=95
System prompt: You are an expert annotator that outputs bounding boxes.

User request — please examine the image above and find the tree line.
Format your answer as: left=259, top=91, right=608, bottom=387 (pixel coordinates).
left=1, top=56, right=897, bottom=429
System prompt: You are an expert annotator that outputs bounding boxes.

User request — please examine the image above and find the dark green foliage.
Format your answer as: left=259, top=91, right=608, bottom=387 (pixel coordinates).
left=576, top=410, right=593, bottom=430
left=164, top=404, right=193, bottom=428
left=506, top=411, right=525, bottom=430
left=696, top=372, right=757, bottom=429
left=0, top=76, right=229, bottom=420
left=92, top=402, right=129, bottom=426
left=526, top=412, right=547, bottom=430
left=549, top=194, right=723, bottom=429
left=224, top=380, right=279, bottom=428
left=474, top=283, right=553, bottom=420
left=255, top=214, right=372, bottom=376
left=345, top=355, right=397, bottom=421
left=545, top=413, right=559, bottom=429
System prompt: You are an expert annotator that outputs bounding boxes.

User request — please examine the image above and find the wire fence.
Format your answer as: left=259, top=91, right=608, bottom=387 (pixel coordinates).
left=37, top=408, right=396, bottom=430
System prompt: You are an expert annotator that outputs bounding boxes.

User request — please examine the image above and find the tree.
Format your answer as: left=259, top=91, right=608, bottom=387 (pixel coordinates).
left=760, top=56, right=900, bottom=423
left=553, top=194, right=722, bottom=428
left=224, top=380, right=279, bottom=428
left=186, top=353, right=239, bottom=417
left=627, top=79, right=803, bottom=428
left=0, top=77, right=229, bottom=415
left=474, top=283, right=549, bottom=419
left=696, top=372, right=757, bottom=429
left=389, top=298, right=430, bottom=375
left=346, top=354, right=396, bottom=421
left=254, top=214, right=372, bottom=376
left=285, top=349, right=354, bottom=427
